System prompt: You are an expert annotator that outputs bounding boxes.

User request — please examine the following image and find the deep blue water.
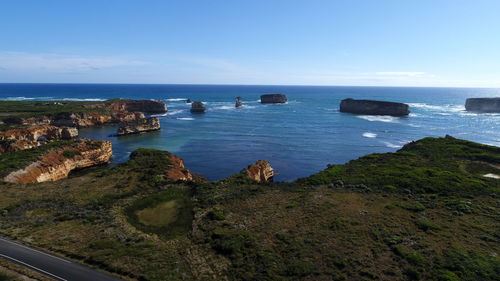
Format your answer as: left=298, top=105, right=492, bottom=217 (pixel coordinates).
left=1, top=84, right=499, bottom=181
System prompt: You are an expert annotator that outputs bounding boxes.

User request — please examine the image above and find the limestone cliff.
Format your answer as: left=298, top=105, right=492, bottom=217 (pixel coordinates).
left=2, top=99, right=164, bottom=128
left=166, top=154, right=194, bottom=181
left=117, top=117, right=160, bottom=136
left=3, top=139, right=112, bottom=183
left=244, top=160, right=274, bottom=182
left=0, top=125, right=78, bottom=153
left=106, top=99, right=167, bottom=114
left=51, top=111, right=145, bottom=128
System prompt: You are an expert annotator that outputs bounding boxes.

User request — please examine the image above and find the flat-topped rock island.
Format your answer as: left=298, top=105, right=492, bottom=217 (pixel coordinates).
left=465, top=97, right=500, bottom=113
left=260, top=94, right=288, bottom=104
left=339, top=98, right=410, bottom=116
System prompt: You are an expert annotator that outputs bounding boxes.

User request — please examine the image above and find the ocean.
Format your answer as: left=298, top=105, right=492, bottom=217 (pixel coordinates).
left=1, top=84, right=499, bottom=181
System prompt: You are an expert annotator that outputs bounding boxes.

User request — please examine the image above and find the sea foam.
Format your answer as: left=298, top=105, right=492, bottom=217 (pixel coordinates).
left=362, top=132, right=377, bottom=138
left=166, top=98, right=188, bottom=102
left=357, top=115, right=400, bottom=123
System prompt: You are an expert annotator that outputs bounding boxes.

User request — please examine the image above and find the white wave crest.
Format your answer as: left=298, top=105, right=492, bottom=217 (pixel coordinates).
left=382, top=141, right=402, bottom=148
left=3, top=96, right=36, bottom=101
left=408, top=103, right=464, bottom=112
left=362, top=132, right=377, bottom=138
left=2, top=96, right=52, bottom=101
left=62, top=98, right=105, bottom=101
left=150, top=113, right=168, bottom=117
left=166, top=98, right=188, bottom=102
left=176, top=117, right=194, bottom=121
left=357, top=115, right=400, bottom=123
left=167, top=109, right=184, bottom=116
left=212, top=105, right=235, bottom=110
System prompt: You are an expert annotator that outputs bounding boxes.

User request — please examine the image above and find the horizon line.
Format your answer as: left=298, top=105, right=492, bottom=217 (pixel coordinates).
left=0, top=82, right=499, bottom=90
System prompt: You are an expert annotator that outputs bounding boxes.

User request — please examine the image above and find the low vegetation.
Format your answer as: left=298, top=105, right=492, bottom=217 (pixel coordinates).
left=0, top=139, right=79, bottom=177
left=0, top=136, right=498, bottom=281
left=0, top=100, right=109, bottom=121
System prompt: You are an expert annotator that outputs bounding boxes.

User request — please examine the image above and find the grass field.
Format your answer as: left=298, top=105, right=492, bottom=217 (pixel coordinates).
left=0, top=136, right=498, bottom=281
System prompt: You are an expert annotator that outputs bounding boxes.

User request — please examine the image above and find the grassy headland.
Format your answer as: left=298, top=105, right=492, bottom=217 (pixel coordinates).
left=0, top=136, right=498, bottom=280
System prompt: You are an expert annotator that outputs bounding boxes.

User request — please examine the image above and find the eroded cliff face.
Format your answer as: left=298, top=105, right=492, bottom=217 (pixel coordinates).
left=51, top=111, right=145, bottom=127
left=2, top=99, right=164, bottom=128
left=166, top=154, right=194, bottom=181
left=106, top=100, right=167, bottom=114
left=244, top=160, right=274, bottom=182
left=117, top=117, right=160, bottom=136
left=3, top=139, right=112, bottom=183
left=0, top=125, right=78, bottom=153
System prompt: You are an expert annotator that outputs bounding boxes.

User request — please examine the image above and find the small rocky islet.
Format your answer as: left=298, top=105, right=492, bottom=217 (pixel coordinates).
left=0, top=96, right=499, bottom=281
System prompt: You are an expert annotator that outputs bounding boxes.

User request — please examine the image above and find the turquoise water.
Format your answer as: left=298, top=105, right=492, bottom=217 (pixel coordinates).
left=1, top=84, right=499, bottom=181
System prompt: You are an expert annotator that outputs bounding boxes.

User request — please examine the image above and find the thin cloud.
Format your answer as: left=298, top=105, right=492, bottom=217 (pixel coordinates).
left=375, top=72, right=427, bottom=77
left=0, top=52, right=150, bottom=71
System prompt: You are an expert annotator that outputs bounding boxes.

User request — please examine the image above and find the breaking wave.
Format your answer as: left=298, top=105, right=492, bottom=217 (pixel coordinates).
left=357, top=115, right=400, bottom=123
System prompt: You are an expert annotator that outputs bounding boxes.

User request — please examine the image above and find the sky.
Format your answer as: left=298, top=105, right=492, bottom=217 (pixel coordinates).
left=1, top=0, right=500, bottom=87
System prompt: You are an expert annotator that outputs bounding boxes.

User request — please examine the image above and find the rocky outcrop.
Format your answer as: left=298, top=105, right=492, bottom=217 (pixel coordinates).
left=128, top=149, right=203, bottom=182
left=117, top=117, right=160, bottom=136
left=51, top=111, right=145, bottom=128
left=2, top=100, right=162, bottom=129
left=191, top=102, right=206, bottom=113
left=465, top=98, right=500, bottom=113
left=244, top=160, right=274, bottom=182
left=106, top=100, right=167, bottom=114
left=340, top=98, right=410, bottom=116
left=260, top=94, right=287, bottom=104
left=0, top=125, right=78, bottom=153
left=3, top=139, right=112, bottom=183
left=166, top=154, right=194, bottom=181
left=235, top=97, right=243, bottom=108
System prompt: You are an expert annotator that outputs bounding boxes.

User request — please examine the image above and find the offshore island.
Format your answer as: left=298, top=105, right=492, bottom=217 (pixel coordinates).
left=0, top=98, right=499, bottom=281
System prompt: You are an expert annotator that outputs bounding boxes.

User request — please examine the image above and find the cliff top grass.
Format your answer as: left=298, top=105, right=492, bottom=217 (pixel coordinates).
left=0, top=100, right=111, bottom=120
left=298, top=136, right=500, bottom=195
left=0, top=137, right=498, bottom=281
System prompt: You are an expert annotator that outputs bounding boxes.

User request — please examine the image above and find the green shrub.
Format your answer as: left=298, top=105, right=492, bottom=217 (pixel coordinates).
left=401, top=202, right=426, bottom=212
left=0, top=272, right=14, bottom=281
left=62, top=150, right=80, bottom=158
left=207, top=209, right=225, bottom=220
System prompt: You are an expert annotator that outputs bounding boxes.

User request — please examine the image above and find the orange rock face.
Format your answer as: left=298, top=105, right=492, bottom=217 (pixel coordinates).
left=244, top=160, right=274, bottom=182
left=166, top=154, right=194, bottom=181
left=3, top=139, right=112, bottom=183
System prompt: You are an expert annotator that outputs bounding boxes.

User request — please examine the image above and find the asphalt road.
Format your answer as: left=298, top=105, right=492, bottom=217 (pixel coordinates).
left=0, top=237, right=124, bottom=281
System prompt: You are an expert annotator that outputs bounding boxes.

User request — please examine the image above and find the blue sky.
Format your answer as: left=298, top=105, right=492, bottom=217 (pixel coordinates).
left=1, top=0, right=500, bottom=86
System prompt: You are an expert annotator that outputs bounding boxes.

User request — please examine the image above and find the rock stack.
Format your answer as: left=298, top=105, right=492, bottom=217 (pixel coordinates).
left=235, top=97, right=243, bottom=108
left=116, top=117, right=160, bottom=136
left=260, top=94, right=287, bottom=104
left=465, top=98, right=500, bottom=113
left=339, top=98, right=410, bottom=116
left=244, top=160, right=274, bottom=182
left=190, top=102, right=206, bottom=113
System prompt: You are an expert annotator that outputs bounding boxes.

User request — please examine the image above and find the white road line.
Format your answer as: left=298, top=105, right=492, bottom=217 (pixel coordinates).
left=0, top=253, right=68, bottom=281
left=0, top=237, right=71, bottom=264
